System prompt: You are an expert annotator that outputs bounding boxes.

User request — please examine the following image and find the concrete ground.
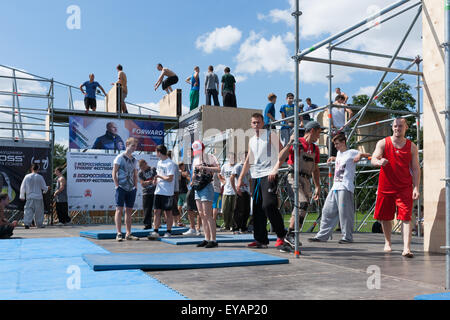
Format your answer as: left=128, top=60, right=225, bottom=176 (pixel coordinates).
left=8, top=224, right=447, bottom=300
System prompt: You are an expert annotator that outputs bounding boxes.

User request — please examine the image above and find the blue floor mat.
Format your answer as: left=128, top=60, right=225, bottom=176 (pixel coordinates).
left=0, top=237, right=186, bottom=300
left=415, top=292, right=450, bottom=300
left=83, top=249, right=289, bottom=271
left=79, top=225, right=189, bottom=239
left=160, top=234, right=278, bottom=245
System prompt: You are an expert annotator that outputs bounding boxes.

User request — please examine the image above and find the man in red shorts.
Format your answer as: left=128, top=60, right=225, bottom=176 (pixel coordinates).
left=371, top=118, right=420, bottom=258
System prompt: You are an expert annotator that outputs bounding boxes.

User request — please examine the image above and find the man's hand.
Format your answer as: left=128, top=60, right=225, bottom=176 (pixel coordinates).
left=353, top=153, right=362, bottom=163
left=413, top=187, right=420, bottom=200
left=379, top=158, right=389, bottom=167
left=327, top=157, right=336, bottom=164
left=236, top=179, right=243, bottom=191
left=268, top=171, right=277, bottom=183
left=313, top=187, right=321, bottom=201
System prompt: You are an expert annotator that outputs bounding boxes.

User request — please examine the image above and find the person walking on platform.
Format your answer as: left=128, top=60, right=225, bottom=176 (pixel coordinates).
left=220, top=152, right=237, bottom=231
left=138, top=159, right=157, bottom=230
left=221, top=67, right=237, bottom=108
left=371, top=118, right=420, bottom=258
left=113, top=138, right=139, bottom=241
left=111, top=64, right=128, bottom=113
left=231, top=152, right=252, bottom=233
left=20, top=164, right=49, bottom=229
left=186, top=66, right=200, bottom=111
left=79, top=73, right=107, bottom=113
left=54, top=167, right=71, bottom=225
left=0, top=193, right=18, bottom=239
left=191, top=140, right=221, bottom=248
left=205, top=65, right=220, bottom=106
left=309, top=133, right=370, bottom=244
left=271, top=121, right=323, bottom=248
left=237, top=113, right=292, bottom=250
left=154, top=64, right=179, bottom=94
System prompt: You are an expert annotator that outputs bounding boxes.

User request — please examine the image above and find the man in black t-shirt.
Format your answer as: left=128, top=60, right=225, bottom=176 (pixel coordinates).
left=138, top=159, right=157, bottom=230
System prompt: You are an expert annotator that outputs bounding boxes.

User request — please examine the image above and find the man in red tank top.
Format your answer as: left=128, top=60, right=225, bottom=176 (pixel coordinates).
left=371, top=118, right=421, bottom=258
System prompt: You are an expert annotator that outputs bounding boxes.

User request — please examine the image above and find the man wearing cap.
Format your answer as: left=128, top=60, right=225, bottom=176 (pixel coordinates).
left=271, top=121, right=323, bottom=249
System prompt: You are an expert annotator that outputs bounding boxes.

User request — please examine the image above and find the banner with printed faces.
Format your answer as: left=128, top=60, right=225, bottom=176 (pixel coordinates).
left=67, top=152, right=159, bottom=211
left=0, top=146, right=52, bottom=210
left=69, top=116, right=164, bottom=152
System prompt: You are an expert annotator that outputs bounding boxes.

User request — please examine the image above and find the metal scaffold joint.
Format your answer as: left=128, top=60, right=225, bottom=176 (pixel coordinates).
left=291, top=10, right=302, bottom=17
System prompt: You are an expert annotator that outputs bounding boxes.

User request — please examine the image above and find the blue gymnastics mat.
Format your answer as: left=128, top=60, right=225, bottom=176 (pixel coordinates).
left=415, top=292, right=450, bottom=300
left=79, top=225, right=189, bottom=239
left=160, top=233, right=278, bottom=245
left=82, top=249, right=289, bottom=271
left=0, top=237, right=186, bottom=300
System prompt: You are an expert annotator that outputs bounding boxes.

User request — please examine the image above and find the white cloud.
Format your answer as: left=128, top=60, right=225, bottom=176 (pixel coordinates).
left=257, top=8, right=294, bottom=26
left=235, top=31, right=294, bottom=75
left=355, top=86, right=377, bottom=97
left=195, top=25, right=242, bottom=54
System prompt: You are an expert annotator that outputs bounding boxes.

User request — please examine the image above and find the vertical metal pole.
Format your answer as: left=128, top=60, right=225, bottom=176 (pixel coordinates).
left=416, top=61, right=421, bottom=238
left=327, top=45, right=333, bottom=190
left=444, top=0, right=450, bottom=290
left=49, top=79, right=56, bottom=226
left=11, top=70, right=16, bottom=140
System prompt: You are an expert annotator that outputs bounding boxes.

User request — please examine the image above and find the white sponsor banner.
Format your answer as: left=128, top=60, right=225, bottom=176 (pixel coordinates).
left=67, top=152, right=159, bottom=211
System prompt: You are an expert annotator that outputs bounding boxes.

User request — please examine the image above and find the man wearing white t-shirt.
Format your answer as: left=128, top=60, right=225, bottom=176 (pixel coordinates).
left=309, top=133, right=370, bottom=243
left=220, top=153, right=237, bottom=231
left=148, top=145, right=177, bottom=239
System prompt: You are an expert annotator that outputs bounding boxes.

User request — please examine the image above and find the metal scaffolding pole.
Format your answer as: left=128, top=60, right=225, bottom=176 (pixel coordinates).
left=415, top=61, right=422, bottom=239
left=327, top=44, right=333, bottom=190
left=444, top=0, right=450, bottom=290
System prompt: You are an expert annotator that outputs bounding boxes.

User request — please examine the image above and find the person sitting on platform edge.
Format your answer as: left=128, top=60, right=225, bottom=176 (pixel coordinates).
left=154, top=64, right=179, bottom=94
left=0, top=193, right=18, bottom=239
left=92, top=122, right=125, bottom=151
left=79, top=73, right=107, bottom=113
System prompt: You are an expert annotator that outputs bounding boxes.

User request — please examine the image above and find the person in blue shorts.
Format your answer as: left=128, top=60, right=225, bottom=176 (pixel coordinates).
left=79, top=74, right=107, bottom=113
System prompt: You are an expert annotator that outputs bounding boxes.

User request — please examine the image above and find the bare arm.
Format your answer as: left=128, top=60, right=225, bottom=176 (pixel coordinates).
left=185, top=76, right=192, bottom=84
left=112, top=164, right=120, bottom=187
left=99, top=85, right=107, bottom=96
left=237, top=150, right=252, bottom=189
left=80, top=83, right=86, bottom=95
left=312, top=164, right=321, bottom=201
left=371, top=139, right=387, bottom=167
left=54, top=177, right=65, bottom=196
left=411, top=142, right=421, bottom=200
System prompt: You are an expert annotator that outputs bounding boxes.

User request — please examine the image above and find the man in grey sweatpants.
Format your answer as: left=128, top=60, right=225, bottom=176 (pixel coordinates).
left=19, top=164, right=49, bottom=229
left=309, top=133, right=370, bottom=243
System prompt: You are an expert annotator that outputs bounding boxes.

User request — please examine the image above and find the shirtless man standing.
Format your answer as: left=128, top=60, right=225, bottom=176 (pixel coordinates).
left=371, top=118, right=421, bottom=258
left=154, top=64, right=179, bottom=94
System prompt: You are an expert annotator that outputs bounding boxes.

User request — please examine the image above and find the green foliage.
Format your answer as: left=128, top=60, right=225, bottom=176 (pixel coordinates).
left=351, top=94, right=377, bottom=107
left=53, top=143, right=67, bottom=172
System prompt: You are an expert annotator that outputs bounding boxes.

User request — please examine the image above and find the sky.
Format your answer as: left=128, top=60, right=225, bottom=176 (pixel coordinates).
left=0, top=0, right=423, bottom=146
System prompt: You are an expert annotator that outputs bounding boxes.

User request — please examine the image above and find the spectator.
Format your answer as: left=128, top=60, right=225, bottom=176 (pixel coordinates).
left=280, top=93, right=303, bottom=146
left=220, top=153, right=237, bottom=231
left=0, top=193, right=17, bottom=239
left=264, top=93, right=277, bottom=129
left=231, top=152, right=251, bottom=233
left=54, top=167, right=71, bottom=226
left=177, top=162, right=190, bottom=227
left=183, top=150, right=202, bottom=236
left=186, top=66, right=200, bottom=111
left=304, top=98, right=318, bottom=121
left=79, top=73, right=107, bottom=113
left=112, top=137, right=139, bottom=241
left=212, top=171, right=223, bottom=229
left=221, top=67, right=237, bottom=108
left=327, top=95, right=353, bottom=156
left=138, top=159, right=157, bottom=230
left=335, top=88, right=349, bottom=104
left=167, top=150, right=181, bottom=227
left=154, top=63, right=179, bottom=94
left=20, top=163, right=49, bottom=229
left=111, top=64, right=128, bottom=113
left=191, top=140, right=221, bottom=248
left=205, top=65, right=220, bottom=106
left=148, top=145, right=177, bottom=239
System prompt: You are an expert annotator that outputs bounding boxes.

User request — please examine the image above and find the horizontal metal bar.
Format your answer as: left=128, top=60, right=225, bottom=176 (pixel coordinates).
left=332, top=47, right=415, bottom=62
left=347, top=105, right=416, bottom=115
left=0, top=105, right=49, bottom=112
left=270, top=105, right=329, bottom=125
left=0, top=75, right=51, bottom=83
left=0, top=91, right=49, bottom=99
left=0, top=121, right=48, bottom=126
left=0, top=127, right=52, bottom=133
left=356, top=114, right=416, bottom=129
left=298, top=56, right=423, bottom=76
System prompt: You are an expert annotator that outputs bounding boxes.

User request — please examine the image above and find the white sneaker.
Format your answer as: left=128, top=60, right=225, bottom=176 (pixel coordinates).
left=183, top=228, right=196, bottom=236
left=196, top=230, right=202, bottom=236
left=147, top=231, right=160, bottom=240
left=163, top=232, right=171, bottom=238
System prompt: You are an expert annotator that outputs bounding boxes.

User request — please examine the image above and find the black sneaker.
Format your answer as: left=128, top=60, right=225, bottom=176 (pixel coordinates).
left=279, top=243, right=295, bottom=253
left=338, top=239, right=353, bottom=244
left=307, top=237, right=323, bottom=242
left=196, top=240, right=208, bottom=247
left=205, top=241, right=218, bottom=248
left=24, top=225, right=30, bottom=230
left=285, top=233, right=302, bottom=247
left=143, top=225, right=152, bottom=230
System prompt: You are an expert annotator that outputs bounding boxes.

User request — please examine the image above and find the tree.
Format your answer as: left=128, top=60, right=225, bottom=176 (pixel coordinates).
left=53, top=143, right=67, bottom=172
left=351, top=94, right=377, bottom=107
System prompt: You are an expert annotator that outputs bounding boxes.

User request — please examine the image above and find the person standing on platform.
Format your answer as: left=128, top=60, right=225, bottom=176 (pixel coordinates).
left=112, top=138, right=139, bottom=241
left=221, top=67, right=237, bottom=108
left=335, top=87, right=349, bottom=104
left=79, top=73, right=107, bottom=113
left=231, top=152, right=251, bottom=233
left=220, top=153, right=237, bottom=231
left=280, top=93, right=303, bottom=146
left=138, top=159, right=157, bottom=230
left=304, top=98, right=318, bottom=121
left=205, top=65, right=220, bottom=106
left=264, top=93, right=277, bottom=129
left=191, top=140, right=221, bottom=248
left=154, top=64, right=179, bottom=94
left=271, top=121, right=323, bottom=248
left=148, top=145, right=177, bottom=240
left=111, top=65, right=128, bottom=113
left=20, top=164, right=49, bottom=229
left=327, top=95, right=353, bottom=156
left=0, top=193, right=17, bottom=239
left=371, top=118, right=420, bottom=258
left=309, top=133, right=370, bottom=244
left=186, top=66, right=200, bottom=111
left=54, top=167, right=71, bottom=225
left=237, top=113, right=292, bottom=251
